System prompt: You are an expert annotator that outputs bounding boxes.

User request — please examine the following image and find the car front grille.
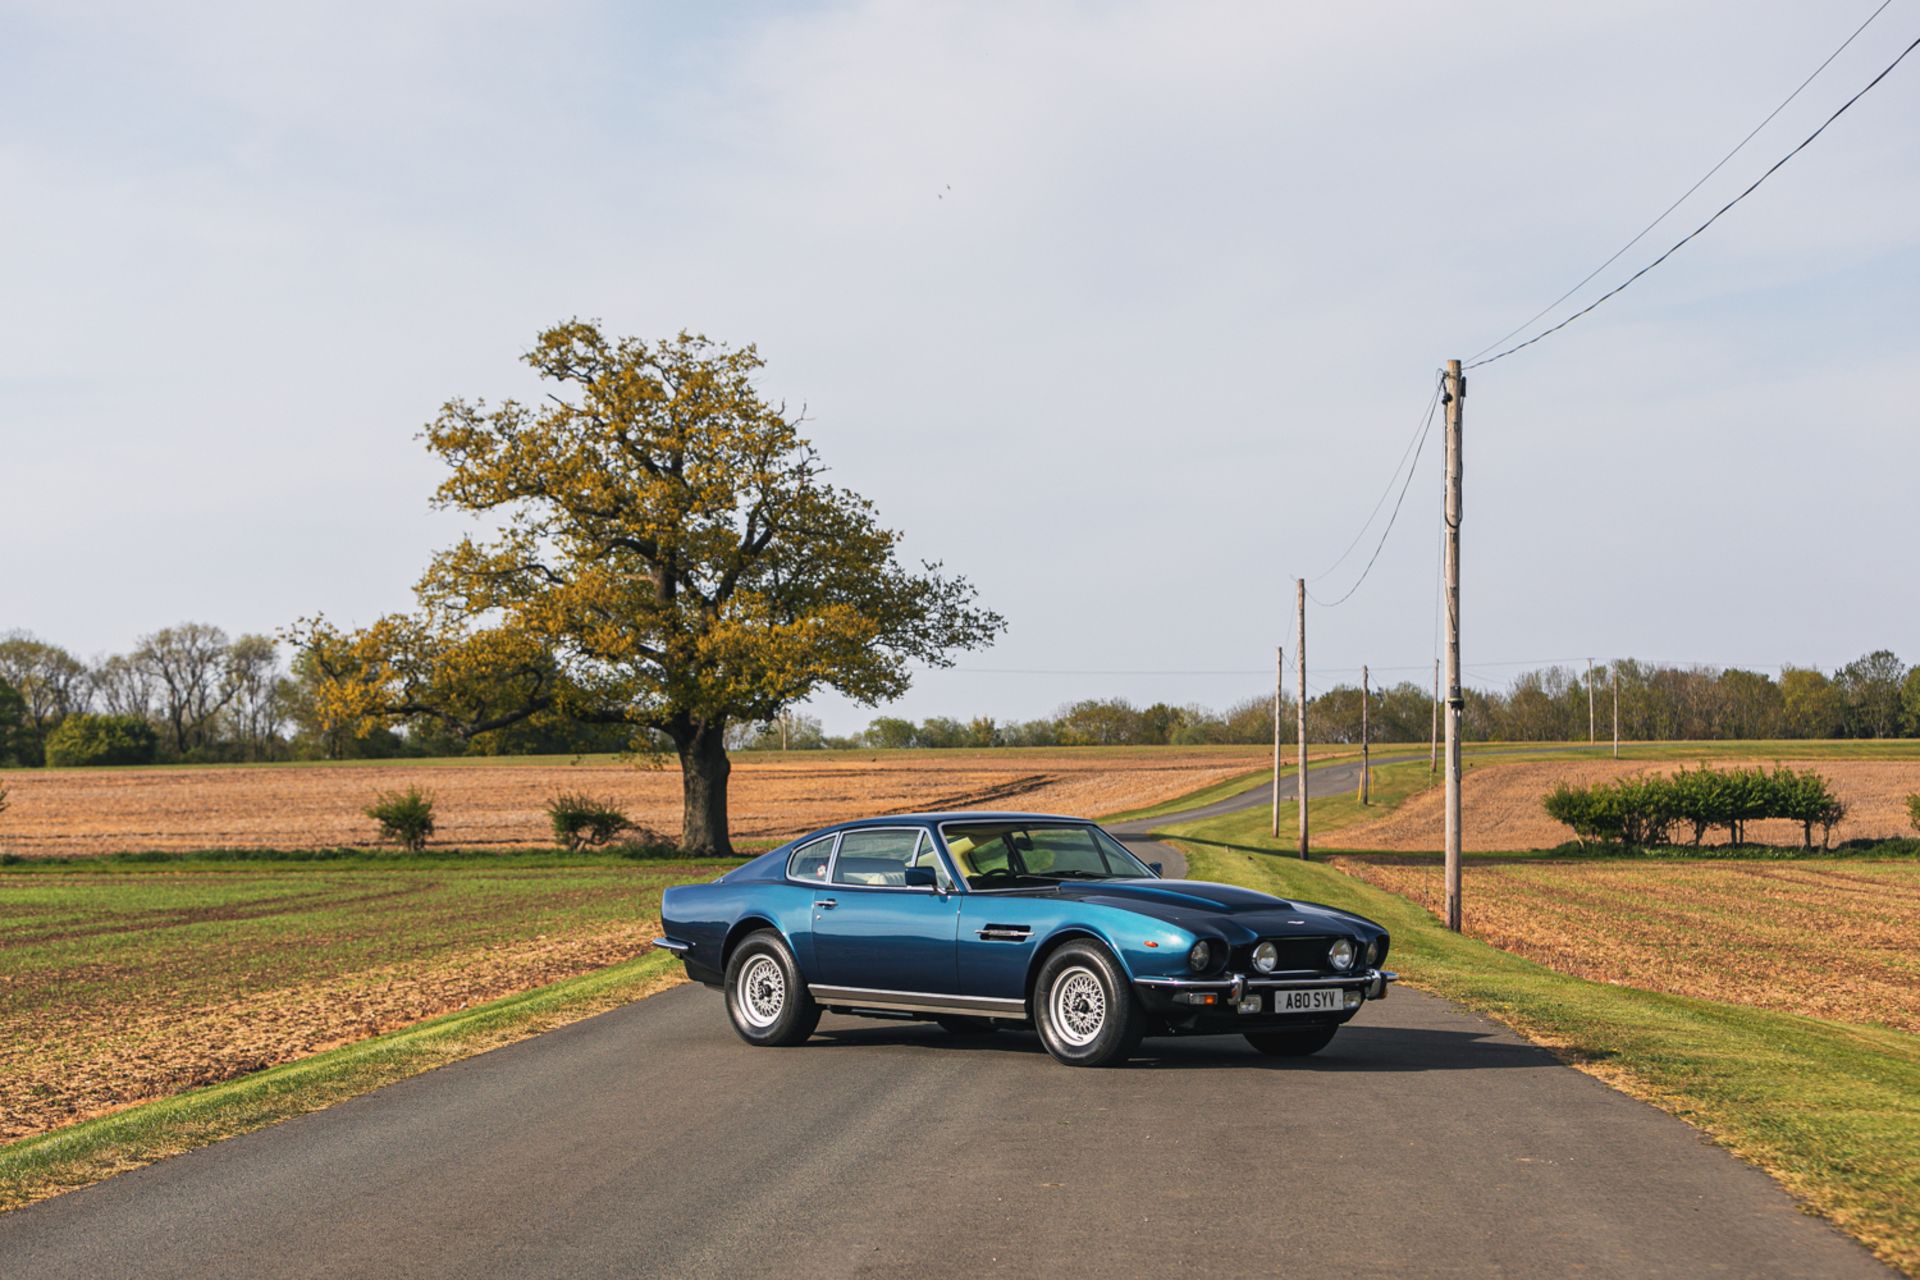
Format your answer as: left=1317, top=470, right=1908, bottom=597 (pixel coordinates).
left=1234, top=935, right=1348, bottom=975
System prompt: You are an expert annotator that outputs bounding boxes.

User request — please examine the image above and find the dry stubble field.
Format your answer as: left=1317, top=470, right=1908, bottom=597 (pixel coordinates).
left=1334, top=758, right=1920, bottom=852
left=0, top=747, right=1276, bottom=857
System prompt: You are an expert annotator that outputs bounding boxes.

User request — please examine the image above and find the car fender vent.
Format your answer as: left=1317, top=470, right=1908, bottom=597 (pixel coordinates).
left=977, top=924, right=1032, bottom=942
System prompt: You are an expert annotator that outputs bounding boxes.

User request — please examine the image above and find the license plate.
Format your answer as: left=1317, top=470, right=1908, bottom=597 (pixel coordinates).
left=1273, top=988, right=1344, bottom=1014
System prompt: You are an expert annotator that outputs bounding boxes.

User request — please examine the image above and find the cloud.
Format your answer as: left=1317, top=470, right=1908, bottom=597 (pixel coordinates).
left=2, top=0, right=1915, bottom=730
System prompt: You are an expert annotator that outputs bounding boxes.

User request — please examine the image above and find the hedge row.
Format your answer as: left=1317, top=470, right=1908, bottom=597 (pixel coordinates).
left=1543, top=765, right=1847, bottom=850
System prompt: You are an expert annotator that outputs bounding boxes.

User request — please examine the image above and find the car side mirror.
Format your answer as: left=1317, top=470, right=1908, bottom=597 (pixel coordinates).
left=903, top=866, right=938, bottom=889
left=1148, top=861, right=1163, bottom=877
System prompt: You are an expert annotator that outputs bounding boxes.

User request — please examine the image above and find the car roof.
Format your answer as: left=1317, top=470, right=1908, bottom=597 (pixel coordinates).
left=834, top=810, right=1092, bottom=828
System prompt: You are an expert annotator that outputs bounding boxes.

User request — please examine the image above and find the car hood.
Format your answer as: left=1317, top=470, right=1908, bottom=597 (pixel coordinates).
left=1042, top=878, right=1381, bottom=940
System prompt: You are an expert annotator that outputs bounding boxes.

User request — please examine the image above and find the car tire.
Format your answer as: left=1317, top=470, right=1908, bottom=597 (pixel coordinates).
left=933, top=1015, right=1001, bottom=1037
left=724, top=930, right=821, bottom=1047
left=1243, top=1025, right=1338, bottom=1058
left=1033, top=941, right=1144, bottom=1067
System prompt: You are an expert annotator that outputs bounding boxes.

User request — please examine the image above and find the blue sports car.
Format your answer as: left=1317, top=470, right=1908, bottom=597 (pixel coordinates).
left=655, top=811, right=1396, bottom=1066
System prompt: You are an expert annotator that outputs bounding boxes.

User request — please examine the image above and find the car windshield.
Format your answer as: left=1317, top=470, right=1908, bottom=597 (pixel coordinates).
left=940, top=821, right=1154, bottom=890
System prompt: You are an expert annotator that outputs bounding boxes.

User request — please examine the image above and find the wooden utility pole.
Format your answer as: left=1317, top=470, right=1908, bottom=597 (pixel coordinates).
left=1358, top=664, right=1371, bottom=803
left=1442, top=359, right=1464, bottom=931
left=1271, top=645, right=1283, bottom=838
left=1430, top=657, right=1440, bottom=773
left=1612, top=664, right=1620, bottom=759
left=1296, top=578, right=1309, bottom=861
left=1587, top=658, right=1596, bottom=744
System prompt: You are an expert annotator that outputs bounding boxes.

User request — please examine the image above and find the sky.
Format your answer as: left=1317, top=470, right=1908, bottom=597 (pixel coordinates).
left=4, top=0, right=1917, bottom=734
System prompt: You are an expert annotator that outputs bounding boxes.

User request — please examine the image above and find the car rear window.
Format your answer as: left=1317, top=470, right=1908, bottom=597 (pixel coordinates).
left=786, top=835, right=835, bottom=883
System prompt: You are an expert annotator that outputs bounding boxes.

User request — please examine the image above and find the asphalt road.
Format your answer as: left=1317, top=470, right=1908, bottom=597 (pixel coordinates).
left=1108, top=748, right=1430, bottom=876
left=0, top=770, right=1895, bottom=1278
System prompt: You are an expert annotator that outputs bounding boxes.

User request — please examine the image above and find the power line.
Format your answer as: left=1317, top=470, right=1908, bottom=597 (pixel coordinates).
left=1308, top=371, right=1445, bottom=607
left=1468, top=28, right=1920, bottom=370
left=1308, top=377, right=1444, bottom=584
left=1465, top=0, right=1897, bottom=365
left=949, top=667, right=1293, bottom=676
left=951, top=655, right=1638, bottom=677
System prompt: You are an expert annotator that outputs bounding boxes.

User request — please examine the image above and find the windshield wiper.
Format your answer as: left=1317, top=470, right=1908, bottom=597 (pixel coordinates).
left=1035, top=870, right=1112, bottom=880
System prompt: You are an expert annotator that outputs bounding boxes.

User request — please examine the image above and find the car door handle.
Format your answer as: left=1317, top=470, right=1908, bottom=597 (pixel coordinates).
left=817, top=898, right=837, bottom=909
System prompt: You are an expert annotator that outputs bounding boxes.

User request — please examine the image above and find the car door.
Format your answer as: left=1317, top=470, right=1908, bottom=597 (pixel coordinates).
left=810, top=827, right=961, bottom=995
left=954, top=893, right=1052, bottom=1001
left=947, top=826, right=1054, bottom=1001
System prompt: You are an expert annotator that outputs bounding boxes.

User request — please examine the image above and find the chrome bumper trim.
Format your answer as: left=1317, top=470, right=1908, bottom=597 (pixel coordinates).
left=1136, top=968, right=1390, bottom=992
left=651, top=936, right=692, bottom=955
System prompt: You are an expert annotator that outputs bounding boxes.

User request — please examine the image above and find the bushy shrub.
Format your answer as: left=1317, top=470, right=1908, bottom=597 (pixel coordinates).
left=43, top=714, right=159, bottom=767
left=1612, top=775, right=1676, bottom=846
left=546, top=792, right=632, bottom=851
left=1773, top=767, right=1847, bottom=850
left=1541, top=765, right=1845, bottom=851
left=1907, top=794, right=1920, bottom=834
left=364, top=786, right=436, bottom=851
left=1543, top=782, right=1614, bottom=848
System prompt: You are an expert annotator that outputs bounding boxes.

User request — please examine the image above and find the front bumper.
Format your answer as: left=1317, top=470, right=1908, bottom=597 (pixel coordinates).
left=1132, top=968, right=1398, bottom=1030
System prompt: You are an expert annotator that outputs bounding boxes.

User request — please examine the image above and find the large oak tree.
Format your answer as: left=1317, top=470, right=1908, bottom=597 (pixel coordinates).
left=295, top=322, right=1002, bottom=854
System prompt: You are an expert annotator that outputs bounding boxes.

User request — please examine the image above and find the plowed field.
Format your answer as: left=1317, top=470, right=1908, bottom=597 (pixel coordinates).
left=0, top=747, right=1270, bottom=857
left=1333, top=758, right=1920, bottom=852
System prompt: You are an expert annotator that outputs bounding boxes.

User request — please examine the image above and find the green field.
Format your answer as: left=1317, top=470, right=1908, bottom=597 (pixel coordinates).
left=0, top=851, right=731, bottom=1207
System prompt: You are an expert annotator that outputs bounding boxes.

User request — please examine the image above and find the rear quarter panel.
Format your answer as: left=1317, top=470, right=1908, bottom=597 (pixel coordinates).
left=663, top=878, right=819, bottom=985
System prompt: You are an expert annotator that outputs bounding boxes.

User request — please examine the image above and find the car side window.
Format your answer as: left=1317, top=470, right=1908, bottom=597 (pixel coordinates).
left=787, top=835, right=836, bottom=883
left=831, top=828, right=926, bottom=887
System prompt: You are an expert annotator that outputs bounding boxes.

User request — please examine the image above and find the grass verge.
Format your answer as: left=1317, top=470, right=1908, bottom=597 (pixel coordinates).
left=0, top=949, right=684, bottom=1212
left=1162, top=823, right=1920, bottom=1274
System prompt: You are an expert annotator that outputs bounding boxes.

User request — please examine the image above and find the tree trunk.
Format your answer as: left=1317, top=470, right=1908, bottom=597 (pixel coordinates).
left=673, top=716, right=734, bottom=857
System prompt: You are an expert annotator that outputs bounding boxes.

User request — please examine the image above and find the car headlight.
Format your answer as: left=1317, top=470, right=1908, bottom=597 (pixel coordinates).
left=1251, top=941, right=1279, bottom=973
left=1364, top=937, right=1381, bottom=967
left=1328, top=938, right=1356, bottom=971
left=1187, top=940, right=1215, bottom=973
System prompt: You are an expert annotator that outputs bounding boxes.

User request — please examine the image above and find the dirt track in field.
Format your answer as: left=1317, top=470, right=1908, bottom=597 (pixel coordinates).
left=1334, top=854, right=1920, bottom=1033
left=0, top=749, right=1269, bottom=856
left=1333, top=758, right=1920, bottom=852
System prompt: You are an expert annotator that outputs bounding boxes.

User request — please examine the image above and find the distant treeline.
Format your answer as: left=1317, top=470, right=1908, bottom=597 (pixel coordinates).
left=742, top=650, right=1920, bottom=750
left=5, top=627, right=1918, bottom=766
left=0, top=626, right=635, bottom=767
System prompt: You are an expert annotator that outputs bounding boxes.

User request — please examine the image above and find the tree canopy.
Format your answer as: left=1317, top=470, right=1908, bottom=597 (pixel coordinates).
left=293, top=322, right=1003, bottom=853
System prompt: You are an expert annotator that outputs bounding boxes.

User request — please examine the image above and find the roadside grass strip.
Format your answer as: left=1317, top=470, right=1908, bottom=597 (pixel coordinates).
left=1164, top=828, right=1920, bottom=1274
left=0, top=949, right=684, bottom=1212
